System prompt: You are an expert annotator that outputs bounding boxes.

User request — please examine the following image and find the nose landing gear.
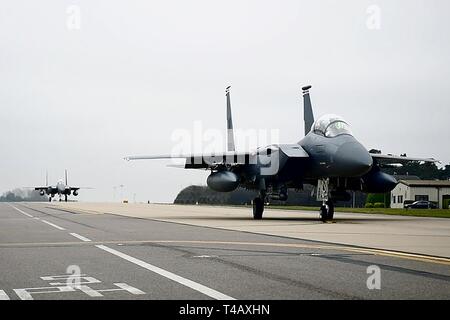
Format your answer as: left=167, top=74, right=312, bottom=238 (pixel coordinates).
left=317, top=178, right=335, bottom=222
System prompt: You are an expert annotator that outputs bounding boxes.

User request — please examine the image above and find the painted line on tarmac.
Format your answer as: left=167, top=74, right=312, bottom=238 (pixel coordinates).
left=95, top=244, right=235, bottom=300
left=69, top=233, right=91, bottom=242
left=142, top=240, right=450, bottom=266
left=0, top=290, right=10, bottom=300
left=99, top=240, right=450, bottom=266
left=112, top=283, right=145, bottom=295
left=9, top=204, right=33, bottom=218
left=9, top=204, right=66, bottom=231
left=40, top=219, right=66, bottom=231
left=0, top=238, right=448, bottom=266
left=47, top=204, right=449, bottom=265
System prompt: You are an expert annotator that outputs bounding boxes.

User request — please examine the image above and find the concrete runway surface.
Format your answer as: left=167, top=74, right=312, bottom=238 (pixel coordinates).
left=0, top=202, right=449, bottom=300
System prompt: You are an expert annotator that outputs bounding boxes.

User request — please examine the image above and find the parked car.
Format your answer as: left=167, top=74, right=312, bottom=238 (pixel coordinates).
left=404, top=200, right=437, bottom=209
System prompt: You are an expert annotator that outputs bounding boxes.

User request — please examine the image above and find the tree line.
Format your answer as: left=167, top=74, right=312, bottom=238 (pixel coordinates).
left=0, top=189, right=46, bottom=202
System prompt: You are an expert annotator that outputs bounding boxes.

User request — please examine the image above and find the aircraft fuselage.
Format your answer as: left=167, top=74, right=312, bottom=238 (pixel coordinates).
left=299, top=132, right=373, bottom=179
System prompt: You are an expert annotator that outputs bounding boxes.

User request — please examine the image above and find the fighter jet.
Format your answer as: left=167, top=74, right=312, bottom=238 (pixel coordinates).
left=34, top=170, right=81, bottom=202
left=126, top=85, right=437, bottom=221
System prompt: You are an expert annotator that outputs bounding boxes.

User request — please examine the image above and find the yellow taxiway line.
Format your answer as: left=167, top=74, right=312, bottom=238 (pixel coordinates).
left=1, top=239, right=449, bottom=266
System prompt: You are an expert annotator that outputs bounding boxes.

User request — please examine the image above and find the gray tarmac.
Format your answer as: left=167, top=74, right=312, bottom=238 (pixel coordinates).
left=0, top=202, right=449, bottom=300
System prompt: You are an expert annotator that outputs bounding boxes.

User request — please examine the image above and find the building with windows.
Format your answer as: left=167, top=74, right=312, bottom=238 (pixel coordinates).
left=391, top=180, right=450, bottom=209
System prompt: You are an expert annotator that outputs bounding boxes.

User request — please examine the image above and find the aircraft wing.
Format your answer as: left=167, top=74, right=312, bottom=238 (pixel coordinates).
left=126, top=145, right=310, bottom=169
left=370, top=153, right=438, bottom=163
left=125, top=152, right=256, bottom=169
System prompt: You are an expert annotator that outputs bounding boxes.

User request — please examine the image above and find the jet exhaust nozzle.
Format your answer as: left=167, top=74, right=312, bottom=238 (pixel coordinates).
left=207, top=171, right=239, bottom=192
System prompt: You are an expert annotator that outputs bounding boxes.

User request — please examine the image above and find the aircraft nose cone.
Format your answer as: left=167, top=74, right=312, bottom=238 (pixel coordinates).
left=334, top=141, right=373, bottom=177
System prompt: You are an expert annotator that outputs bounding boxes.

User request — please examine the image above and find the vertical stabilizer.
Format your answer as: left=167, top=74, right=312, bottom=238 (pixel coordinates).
left=226, top=86, right=236, bottom=152
left=302, top=85, right=314, bottom=136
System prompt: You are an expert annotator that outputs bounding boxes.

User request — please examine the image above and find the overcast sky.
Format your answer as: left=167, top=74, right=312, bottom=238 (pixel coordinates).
left=1, top=0, right=449, bottom=203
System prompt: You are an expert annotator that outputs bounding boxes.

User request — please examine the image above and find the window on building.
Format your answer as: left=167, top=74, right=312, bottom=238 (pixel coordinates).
left=415, top=195, right=429, bottom=201
left=398, top=195, right=403, bottom=204
left=392, top=195, right=396, bottom=204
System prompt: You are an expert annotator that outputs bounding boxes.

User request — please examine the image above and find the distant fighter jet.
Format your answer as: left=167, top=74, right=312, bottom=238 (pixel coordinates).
left=126, top=86, right=437, bottom=221
left=35, top=170, right=81, bottom=202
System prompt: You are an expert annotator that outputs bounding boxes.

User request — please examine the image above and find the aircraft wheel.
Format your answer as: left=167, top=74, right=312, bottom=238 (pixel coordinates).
left=326, top=200, right=334, bottom=220
left=253, top=197, right=264, bottom=220
left=320, top=201, right=334, bottom=222
left=319, top=205, right=328, bottom=222
left=48, top=197, right=51, bottom=202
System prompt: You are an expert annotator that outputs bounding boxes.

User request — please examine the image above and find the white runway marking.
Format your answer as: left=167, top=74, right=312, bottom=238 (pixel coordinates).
left=13, top=289, right=33, bottom=300
left=95, top=244, right=235, bottom=300
left=14, top=286, right=74, bottom=300
left=40, top=219, right=66, bottom=230
left=78, top=285, right=103, bottom=297
left=0, top=290, right=10, bottom=300
left=113, top=283, right=145, bottom=295
left=9, top=205, right=33, bottom=218
left=69, top=233, right=91, bottom=242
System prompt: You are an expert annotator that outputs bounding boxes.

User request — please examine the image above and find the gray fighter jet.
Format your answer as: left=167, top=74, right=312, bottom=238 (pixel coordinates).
left=126, top=86, right=437, bottom=221
left=34, top=170, right=81, bottom=202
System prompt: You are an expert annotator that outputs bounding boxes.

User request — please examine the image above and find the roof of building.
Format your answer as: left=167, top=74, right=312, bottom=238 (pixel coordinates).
left=398, top=180, right=450, bottom=187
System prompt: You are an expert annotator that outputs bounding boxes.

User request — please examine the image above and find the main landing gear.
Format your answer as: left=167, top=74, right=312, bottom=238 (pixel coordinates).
left=253, top=181, right=266, bottom=220
left=320, top=200, right=334, bottom=222
left=252, top=197, right=264, bottom=220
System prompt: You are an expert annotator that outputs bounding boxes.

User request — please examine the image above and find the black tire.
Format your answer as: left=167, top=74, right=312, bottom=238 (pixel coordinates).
left=320, top=205, right=328, bottom=222
left=65, top=195, right=68, bottom=202
left=326, top=200, right=335, bottom=220
left=48, top=197, right=51, bottom=202
left=320, top=201, right=335, bottom=222
left=253, top=197, right=264, bottom=220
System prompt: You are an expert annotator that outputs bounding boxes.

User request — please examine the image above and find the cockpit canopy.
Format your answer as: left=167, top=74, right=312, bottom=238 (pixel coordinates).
left=312, top=114, right=353, bottom=138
